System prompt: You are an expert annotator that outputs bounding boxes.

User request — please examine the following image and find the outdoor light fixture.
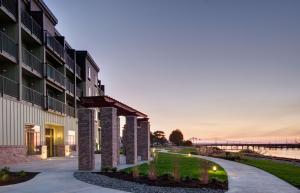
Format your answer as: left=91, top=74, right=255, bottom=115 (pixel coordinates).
left=188, top=153, right=191, bottom=157
left=213, top=166, right=217, bottom=172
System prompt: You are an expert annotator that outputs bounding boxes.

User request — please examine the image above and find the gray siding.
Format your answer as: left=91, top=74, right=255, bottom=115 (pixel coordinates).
left=0, top=97, right=78, bottom=146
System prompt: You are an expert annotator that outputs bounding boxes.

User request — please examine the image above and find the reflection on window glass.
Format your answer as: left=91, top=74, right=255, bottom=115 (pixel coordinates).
left=68, top=130, right=76, bottom=145
left=25, top=125, right=41, bottom=155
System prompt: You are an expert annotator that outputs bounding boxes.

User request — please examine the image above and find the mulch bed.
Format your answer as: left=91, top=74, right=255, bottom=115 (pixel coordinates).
left=97, top=171, right=228, bottom=190
left=0, top=172, right=39, bottom=186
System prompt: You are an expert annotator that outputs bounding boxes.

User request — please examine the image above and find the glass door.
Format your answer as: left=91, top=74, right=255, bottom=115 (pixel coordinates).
left=45, top=128, right=54, bottom=157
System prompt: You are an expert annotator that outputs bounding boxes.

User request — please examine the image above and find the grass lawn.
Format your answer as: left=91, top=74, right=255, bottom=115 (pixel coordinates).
left=239, top=157, right=300, bottom=189
left=122, top=152, right=227, bottom=182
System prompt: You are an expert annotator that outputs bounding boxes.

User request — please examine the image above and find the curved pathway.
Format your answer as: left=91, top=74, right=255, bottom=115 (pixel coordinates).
left=195, top=155, right=300, bottom=193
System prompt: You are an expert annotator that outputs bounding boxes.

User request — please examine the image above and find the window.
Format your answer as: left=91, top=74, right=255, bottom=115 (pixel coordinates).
left=88, top=87, right=92, bottom=96
left=68, top=130, right=76, bottom=145
left=95, top=74, right=98, bottom=85
left=88, top=67, right=91, bottom=79
left=25, top=125, right=41, bottom=155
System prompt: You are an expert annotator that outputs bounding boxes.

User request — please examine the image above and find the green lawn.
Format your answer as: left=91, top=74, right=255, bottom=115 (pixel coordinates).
left=239, top=157, right=300, bottom=189
left=122, top=152, right=227, bottom=182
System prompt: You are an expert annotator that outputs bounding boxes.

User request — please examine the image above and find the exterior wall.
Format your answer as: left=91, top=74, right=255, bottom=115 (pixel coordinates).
left=0, top=97, right=78, bottom=146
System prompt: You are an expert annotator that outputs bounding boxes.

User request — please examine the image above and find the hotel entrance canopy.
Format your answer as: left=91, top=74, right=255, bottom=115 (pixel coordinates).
left=80, top=96, right=148, bottom=118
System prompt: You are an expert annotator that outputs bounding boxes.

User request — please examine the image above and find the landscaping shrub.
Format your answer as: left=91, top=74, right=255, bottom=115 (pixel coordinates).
left=172, top=157, right=180, bottom=182
left=148, top=161, right=157, bottom=180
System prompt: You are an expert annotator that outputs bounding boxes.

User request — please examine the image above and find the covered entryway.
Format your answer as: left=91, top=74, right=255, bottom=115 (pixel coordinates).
left=78, top=95, right=151, bottom=170
left=45, top=124, right=65, bottom=157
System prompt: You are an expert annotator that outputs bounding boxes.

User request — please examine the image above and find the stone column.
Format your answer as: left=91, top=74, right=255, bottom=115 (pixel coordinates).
left=125, top=116, right=137, bottom=164
left=78, top=109, right=95, bottom=171
left=117, top=117, right=120, bottom=164
left=137, top=119, right=150, bottom=161
left=100, top=107, right=119, bottom=168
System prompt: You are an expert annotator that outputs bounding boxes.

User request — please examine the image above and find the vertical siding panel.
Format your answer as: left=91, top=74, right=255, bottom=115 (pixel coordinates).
left=20, top=103, right=24, bottom=145
left=3, top=99, right=7, bottom=145
left=0, top=98, right=3, bottom=145
left=11, top=101, right=14, bottom=145
left=16, top=102, right=19, bottom=145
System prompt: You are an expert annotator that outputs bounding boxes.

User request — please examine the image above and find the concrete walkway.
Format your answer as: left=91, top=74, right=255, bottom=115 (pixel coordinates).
left=1, top=153, right=299, bottom=193
left=0, top=155, right=131, bottom=193
left=195, top=155, right=300, bottom=193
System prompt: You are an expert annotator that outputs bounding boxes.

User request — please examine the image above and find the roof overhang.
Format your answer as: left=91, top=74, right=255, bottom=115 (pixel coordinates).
left=80, top=96, right=148, bottom=118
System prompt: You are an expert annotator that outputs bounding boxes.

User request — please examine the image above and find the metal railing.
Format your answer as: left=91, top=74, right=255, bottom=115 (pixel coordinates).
left=47, top=96, right=65, bottom=114
left=46, top=64, right=65, bottom=87
left=65, top=79, right=74, bottom=94
left=22, top=48, right=43, bottom=74
left=45, top=33, right=64, bottom=59
left=0, top=75, right=18, bottom=98
left=0, top=31, right=17, bottom=59
left=21, top=9, right=42, bottom=40
left=66, top=105, right=75, bottom=117
left=65, top=54, right=75, bottom=72
left=22, top=85, right=43, bottom=107
left=76, top=87, right=82, bottom=97
left=76, top=65, right=81, bottom=77
left=0, top=0, right=17, bottom=17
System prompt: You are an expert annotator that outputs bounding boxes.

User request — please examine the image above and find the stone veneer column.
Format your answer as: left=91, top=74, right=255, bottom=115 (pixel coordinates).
left=117, top=117, right=121, bottom=164
left=78, top=109, right=95, bottom=171
left=100, top=107, right=119, bottom=168
left=137, top=119, right=150, bottom=161
left=125, top=116, right=137, bottom=164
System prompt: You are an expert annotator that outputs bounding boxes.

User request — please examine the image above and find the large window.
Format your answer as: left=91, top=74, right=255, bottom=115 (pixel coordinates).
left=68, top=130, right=76, bottom=145
left=25, top=125, right=41, bottom=155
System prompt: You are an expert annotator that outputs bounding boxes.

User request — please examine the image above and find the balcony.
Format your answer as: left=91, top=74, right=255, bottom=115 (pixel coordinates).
left=46, top=96, right=65, bottom=115
left=45, top=33, right=64, bottom=60
left=22, top=48, right=43, bottom=75
left=65, top=79, right=74, bottom=95
left=21, top=9, right=42, bottom=41
left=22, top=85, right=43, bottom=107
left=0, top=75, right=18, bottom=98
left=76, top=87, right=82, bottom=98
left=65, top=54, right=75, bottom=72
left=76, top=65, right=81, bottom=78
left=66, top=105, right=75, bottom=117
left=46, top=64, right=65, bottom=88
left=0, top=0, right=17, bottom=18
left=0, top=31, right=17, bottom=61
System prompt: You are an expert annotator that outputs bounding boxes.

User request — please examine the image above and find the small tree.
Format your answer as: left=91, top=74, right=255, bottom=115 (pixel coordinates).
left=152, top=130, right=168, bottom=145
left=169, top=129, right=184, bottom=146
left=182, top=140, right=193, bottom=146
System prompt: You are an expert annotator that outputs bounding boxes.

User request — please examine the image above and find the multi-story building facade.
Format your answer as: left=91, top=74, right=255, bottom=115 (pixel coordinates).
left=0, top=0, right=104, bottom=164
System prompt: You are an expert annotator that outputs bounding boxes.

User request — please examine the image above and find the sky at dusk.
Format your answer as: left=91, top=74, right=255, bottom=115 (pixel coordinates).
left=45, top=0, right=300, bottom=141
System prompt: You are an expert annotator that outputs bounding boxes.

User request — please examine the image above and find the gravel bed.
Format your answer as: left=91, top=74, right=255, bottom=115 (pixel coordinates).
left=74, top=172, right=226, bottom=193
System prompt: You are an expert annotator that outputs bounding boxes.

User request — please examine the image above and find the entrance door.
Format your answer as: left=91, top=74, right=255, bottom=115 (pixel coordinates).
left=45, top=128, right=54, bottom=157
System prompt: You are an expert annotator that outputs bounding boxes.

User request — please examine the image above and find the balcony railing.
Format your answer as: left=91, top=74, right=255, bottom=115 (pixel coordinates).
left=0, top=0, right=17, bottom=17
left=66, top=105, right=75, bottom=117
left=0, top=75, right=18, bottom=98
left=76, top=87, right=82, bottom=98
left=46, top=64, right=65, bottom=87
left=45, top=33, right=64, bottom=59
left=65, top=54, right=75, bottom=72
left=0, top=31, right=17, bottom=59
left=47, top=96, right=65, bottom=114
left=22, top=85, right=43, bottom=107
left=76, top=65, right=81, bottom=77
left=22, top=48, right=43, bottom=75
left=65, top=79, right=74, bottom=94
left=21, top=9, right=42, bottom=40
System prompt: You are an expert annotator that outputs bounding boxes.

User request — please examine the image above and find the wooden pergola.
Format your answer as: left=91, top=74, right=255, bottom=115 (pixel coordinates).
left=80, top=95, right=148, bottom=117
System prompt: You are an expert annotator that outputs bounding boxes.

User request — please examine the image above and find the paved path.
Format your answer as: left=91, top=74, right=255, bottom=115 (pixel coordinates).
left=195, top=155, right=300, bottom=193
left=0, top=155, right=131, bottom=193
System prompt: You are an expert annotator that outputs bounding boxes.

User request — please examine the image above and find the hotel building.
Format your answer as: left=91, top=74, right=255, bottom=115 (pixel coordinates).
left=0, top=0, right=105, bottom=164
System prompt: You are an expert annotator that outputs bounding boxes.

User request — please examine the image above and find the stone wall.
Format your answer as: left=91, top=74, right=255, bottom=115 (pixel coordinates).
left=0, top=146, right=40, bottom=165
left=125, top=116, right=137, bottom=164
